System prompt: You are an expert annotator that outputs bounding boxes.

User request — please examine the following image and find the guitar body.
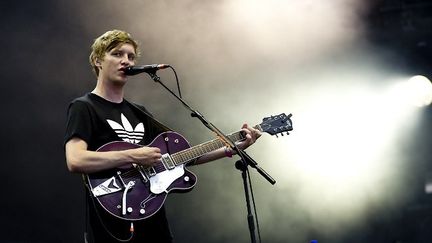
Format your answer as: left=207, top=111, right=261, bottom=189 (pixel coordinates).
left=86, top=131, right=197, bottom=221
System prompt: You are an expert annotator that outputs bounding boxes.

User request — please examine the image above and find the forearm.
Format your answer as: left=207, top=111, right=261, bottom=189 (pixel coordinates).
left=65, top=138, right=161, bottom=174
left=194, top=147, right=233, bottom=165
left=66, top=146, right=134, bottom=174
left=193, top=125, right=259, bottom=165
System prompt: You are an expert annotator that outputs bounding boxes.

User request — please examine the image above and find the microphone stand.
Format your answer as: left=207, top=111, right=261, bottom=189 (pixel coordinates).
left=147, top=72, right=276, bottom=243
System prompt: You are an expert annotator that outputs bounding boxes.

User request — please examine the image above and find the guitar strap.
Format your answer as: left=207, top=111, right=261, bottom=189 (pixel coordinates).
left=128, top=100, right=198, bottom=166
left=125, top=100, right=173, bottom=132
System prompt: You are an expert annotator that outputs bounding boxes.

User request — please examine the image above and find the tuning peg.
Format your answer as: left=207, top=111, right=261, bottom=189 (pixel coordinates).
left=281, top=133, right=284, bottom=136
left=275, top=134, right=279, bottom=138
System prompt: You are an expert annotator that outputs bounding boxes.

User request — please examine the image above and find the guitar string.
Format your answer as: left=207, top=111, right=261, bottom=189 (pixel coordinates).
left=172, top=132, right=243, bottom=165
left=113, top=132, right=244, bottom=181
left=104, top=123, right=264, bottom=180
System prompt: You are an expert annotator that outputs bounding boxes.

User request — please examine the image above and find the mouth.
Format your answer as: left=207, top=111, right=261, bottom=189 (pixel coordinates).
left=119, top=67, right=127, bottom=75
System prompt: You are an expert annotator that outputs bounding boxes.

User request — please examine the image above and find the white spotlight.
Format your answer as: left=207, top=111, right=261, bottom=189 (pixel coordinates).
left=389, top=75, right=432, bottom=107
left=406, top=75, right=432, bottom=107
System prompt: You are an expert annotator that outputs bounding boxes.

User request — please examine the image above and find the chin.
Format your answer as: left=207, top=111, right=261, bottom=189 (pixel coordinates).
left=112, top=78, right=127, bottom=86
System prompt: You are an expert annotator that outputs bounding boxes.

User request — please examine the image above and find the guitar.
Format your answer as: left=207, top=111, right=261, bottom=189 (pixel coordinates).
left=87, top=113, right=293, bottom=221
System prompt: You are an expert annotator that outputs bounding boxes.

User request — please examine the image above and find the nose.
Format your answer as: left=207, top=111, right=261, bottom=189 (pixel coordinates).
left=120, top=54, right=134, bottom=66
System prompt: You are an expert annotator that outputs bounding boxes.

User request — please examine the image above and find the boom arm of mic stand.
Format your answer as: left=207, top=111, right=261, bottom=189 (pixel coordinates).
left=236, top=149, right=276, bottom=185
left=148, top=73, right=214, bottom=131
left=148, top=72, right=275, bottom=185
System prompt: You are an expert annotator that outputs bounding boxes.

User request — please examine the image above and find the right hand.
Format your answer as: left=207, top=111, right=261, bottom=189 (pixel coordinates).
left=130, top=146, right=162, bottom=168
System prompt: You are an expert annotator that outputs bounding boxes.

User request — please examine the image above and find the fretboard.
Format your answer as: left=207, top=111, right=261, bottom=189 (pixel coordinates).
left=171, top=125, right=261, bottom=165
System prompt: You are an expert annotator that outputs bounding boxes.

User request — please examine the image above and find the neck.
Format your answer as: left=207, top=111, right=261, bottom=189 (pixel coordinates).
left=92, top=78, right=125, bottom=103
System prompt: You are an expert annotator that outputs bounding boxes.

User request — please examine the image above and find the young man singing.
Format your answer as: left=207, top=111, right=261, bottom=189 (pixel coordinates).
left=64, top=29, right=261, bottom=242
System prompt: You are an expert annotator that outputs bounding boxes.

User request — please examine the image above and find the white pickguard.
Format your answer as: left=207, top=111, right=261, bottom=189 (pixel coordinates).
left=149, top=164, right=185, bottom=194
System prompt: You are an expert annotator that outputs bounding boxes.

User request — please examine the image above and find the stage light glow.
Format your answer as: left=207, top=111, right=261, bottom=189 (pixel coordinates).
left=254, top=71, right=423, bottom=235
left=407, top=75, right=432, bottom=107
left=388, top=75, right=432, bottom=108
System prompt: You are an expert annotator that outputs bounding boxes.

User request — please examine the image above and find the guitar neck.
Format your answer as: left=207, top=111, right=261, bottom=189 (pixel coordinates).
left=171, top=125, right=261, bottom=165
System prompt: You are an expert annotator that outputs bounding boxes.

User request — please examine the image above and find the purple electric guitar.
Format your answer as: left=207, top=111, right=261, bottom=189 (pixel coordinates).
left=86, top=113, right=293, bottom=221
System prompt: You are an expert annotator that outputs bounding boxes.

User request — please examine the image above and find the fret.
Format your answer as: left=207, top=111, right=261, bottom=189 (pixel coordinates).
left=208, top=141, right=216, bottom=151
left=190, top=148, right=197, bottom=158
left=186, top=151, right=194, bottom=160
left=196, top=144, right=204, bottom=155
left=171, top=130, right=246, bottom=165
left=172, top=156, right=180, bottom=166
left=191, top=149, right=198, bottom=159
left=180, top=153, right=187, bottom=163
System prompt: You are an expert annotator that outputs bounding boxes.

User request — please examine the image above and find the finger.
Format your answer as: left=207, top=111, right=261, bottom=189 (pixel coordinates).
left=242, top=123, right=258, bottom=137
left=153, top=152, right=162, bottom=160
left=242, top=126, right=252, bottom=135
left=253, top=130, right=261, bottom=140
left=149, top=147, right=161, bottom=153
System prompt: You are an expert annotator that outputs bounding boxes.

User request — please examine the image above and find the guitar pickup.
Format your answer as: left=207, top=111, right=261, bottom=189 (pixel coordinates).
left=161, top=153, right=175, bottom=170
left=145, top=166, right=157, bottom=177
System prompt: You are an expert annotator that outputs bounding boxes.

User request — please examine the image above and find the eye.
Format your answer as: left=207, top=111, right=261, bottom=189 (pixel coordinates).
left=128, top=54, right=136, bottom=61
left=112, top=52, right=122, bottom=57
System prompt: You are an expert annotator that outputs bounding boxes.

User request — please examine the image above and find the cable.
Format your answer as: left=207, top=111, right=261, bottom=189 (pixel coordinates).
left=168, top=66, right=182, bottom=99
left=84, top=186, right=89, bottom=243
left=84, top=180, right=134, bottom=242
left=90, top=194, right=135, bottom=242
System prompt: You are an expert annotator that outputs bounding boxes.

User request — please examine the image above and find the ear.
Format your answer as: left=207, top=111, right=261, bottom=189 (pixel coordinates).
left=95, top=58, right=102, bottom=67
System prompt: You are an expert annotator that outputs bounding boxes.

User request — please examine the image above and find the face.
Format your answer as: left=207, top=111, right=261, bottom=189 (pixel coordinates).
left=96, top=43, right=136, bottom=84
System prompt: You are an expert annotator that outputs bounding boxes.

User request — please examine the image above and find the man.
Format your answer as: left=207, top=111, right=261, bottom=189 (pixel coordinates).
left=64, top=29, right=261, bottom=242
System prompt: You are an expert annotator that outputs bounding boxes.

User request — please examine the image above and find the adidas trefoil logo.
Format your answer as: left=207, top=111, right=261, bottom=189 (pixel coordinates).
left=107, top=113, right=144, bottom=144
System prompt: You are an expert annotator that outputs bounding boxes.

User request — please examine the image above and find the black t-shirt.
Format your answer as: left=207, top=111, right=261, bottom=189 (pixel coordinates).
left=64, top=93, right=173, bottom=243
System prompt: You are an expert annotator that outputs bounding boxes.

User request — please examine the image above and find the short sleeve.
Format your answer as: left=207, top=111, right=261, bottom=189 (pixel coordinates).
left=64, top=100, right=93, bottom=147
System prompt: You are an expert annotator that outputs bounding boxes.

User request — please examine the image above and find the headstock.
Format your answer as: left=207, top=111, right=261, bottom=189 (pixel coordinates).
left=259, top=113, right=293, bottom=137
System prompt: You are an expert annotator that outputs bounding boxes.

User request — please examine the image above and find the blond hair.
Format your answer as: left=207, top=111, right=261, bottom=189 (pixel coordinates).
left=89, top=30, right=140, bottom=77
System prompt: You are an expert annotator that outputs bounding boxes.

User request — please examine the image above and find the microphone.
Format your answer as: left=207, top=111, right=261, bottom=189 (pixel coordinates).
left=124, top=64, right=170, bottom=76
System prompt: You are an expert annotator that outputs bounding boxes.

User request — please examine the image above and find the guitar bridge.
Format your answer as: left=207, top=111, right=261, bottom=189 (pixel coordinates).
left=137, top=167, right=149, bottom=183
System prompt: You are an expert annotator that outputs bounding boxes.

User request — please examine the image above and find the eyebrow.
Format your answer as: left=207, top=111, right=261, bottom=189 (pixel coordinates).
left=111, top=49, right=136, bottom=57
left=111, top=46, right=136, bottom=53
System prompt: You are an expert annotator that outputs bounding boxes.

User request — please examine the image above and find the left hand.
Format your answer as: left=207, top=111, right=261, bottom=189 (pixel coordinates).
left=236, top=123, right=262, bottom=150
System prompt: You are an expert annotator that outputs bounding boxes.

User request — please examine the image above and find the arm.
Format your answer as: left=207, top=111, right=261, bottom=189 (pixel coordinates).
left=194, top=123, right=261, bottom=165
left=65, top=137, right=162, bottom=174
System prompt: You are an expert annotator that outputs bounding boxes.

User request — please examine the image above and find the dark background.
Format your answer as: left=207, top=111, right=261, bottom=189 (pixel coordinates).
left=1, top=0, right=432, bottom=242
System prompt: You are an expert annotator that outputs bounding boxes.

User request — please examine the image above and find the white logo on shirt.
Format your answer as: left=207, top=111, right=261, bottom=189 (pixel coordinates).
left=107, top=113, right=144, bottom=144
